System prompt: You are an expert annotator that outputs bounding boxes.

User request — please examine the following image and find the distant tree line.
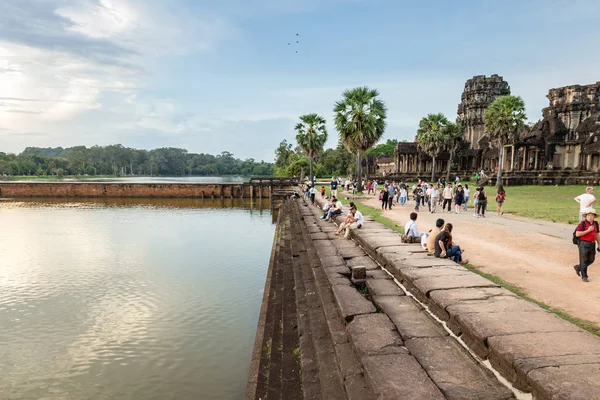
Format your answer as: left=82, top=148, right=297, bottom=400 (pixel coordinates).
left=0, top=145, right=274, bottom=177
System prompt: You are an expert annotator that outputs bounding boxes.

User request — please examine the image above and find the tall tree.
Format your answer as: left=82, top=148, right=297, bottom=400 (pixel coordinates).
left=484, top=95, right=527, bottom=186
left=415, top=113, right=449, bottom=182
left=444, top=122, right=465, bottom=181
left=295, top=113, right=328, bottom=183
left=334, top=86, right=387, bottom=192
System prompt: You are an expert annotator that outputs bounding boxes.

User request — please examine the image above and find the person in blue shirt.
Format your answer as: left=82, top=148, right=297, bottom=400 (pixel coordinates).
left=330, top=177, right=338, bottom=197
left=387, top=183, right=395, bottom=209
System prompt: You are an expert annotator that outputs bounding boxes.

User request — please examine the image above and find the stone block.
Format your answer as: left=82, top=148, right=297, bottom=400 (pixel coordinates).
left=309, top=232, right=328, bottom=240
left=404, top=337, right=514, bottom=400
left=351, top=266, right=366, bottom=280
left=528, top=363, right=600, bottom=400
left=344, top=374, right=374, bottom=400
left=428, top=287, right=515, bottom=321
left=318, top=254, right=345, bottom=268
left=365, top=279, right=405, bottom=296
left=373, top=295, right=447, bottom=339
left=408, top=258, right=458, bottom=267
left=446, top=296, right=540, bottom=316
left=366, top=270, right=392, bottom=279
left=402, top=266, right=470, bottom=281
left=325, top=265, right=351, bottom=278
left=453, top=310, right=581, bottom=359
left=337, top=246, right=366, bottom=258
left=313, top=243, right=338, bottom=256
left=412, top=274, right=499, bottom=298
left=361, top=354, right=445, bottom=400
left=347, top=314, right=405, bottom=357
left=331, top=285, right=376, bottom=321
left=346, top=256, right=379, bottom=270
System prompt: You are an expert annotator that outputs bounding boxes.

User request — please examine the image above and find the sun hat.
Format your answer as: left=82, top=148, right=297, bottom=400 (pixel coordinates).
left=583, top=208, right=597, bottom=216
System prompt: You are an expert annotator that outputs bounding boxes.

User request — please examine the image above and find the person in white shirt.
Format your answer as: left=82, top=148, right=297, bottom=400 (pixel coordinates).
left=429, top=185, right=439, bottom=213
left=463, top=184, right=470, bottom=211
left=442, top=184, right=453, bottom=212
left=335, top=205, right=364, bottom=238
left=402, top=212, right=423, bottom=243
left=575, top=187, right=596, bottom=221
left=325, top=198, right=343, bottom=221
left=309, top=186, right=317, bottom=205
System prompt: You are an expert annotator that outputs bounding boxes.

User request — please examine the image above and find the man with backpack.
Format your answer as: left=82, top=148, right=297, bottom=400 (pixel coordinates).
left=573, top=208, right=600, bottom=282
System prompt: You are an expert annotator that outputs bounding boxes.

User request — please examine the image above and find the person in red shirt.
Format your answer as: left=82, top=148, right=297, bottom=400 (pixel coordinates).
left=574, top=208, right=600, bottom=282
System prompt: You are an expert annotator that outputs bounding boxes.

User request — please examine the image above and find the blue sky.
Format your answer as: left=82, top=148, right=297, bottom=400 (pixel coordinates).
left=1, top=0, right=599, bottom=161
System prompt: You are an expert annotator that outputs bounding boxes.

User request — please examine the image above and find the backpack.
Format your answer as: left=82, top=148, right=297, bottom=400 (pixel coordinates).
left=573, top=221, right=599, bottom=245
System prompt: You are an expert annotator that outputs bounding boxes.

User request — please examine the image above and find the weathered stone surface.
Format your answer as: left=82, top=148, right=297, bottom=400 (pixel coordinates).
left=402, top=266, right=469, bottom=280
left=361, top=354, right=445, bottom=400
left=365, top=279, right=404, bottom=297
left=413, top=274, right=499, bottom=296
left=330, top=285, right=376, bottom=321
left=325, top=265, right=351, bottom=278
left=452, top=310, right=581, bottom=359
left=344, top=374, right=375, bottom=400
left=376, top=245, right=420, bottom=254
left=309, top=232, right=328, bottom=240
left=446, top=296, right=540, bottom=315
left=318, top=254, right=345, bottom=268
left=405, top=337, right=514, bottom=400
left=428, top=287, right=515, bottom=321
left=487, top=331, right=600, bottom=388
left=373, top=295, right=447, bottom=339
left=346, top=256, right=379, bottom=270
left=328, top=275, right=353, bottom=286
left=528, top=363, right=600, bottom=400
left=336, top=246, right=366, bottom=258
left=313, top=243, right=338, bottom=256
left=408, top=258, right=458, bottom=267
left=357, top=237, right=401, bottom=249
left=347, top=314, right=404, bottom=356
left=335, top=342, right=363, bottom=378
left=366, top=270, right=392, bottom=280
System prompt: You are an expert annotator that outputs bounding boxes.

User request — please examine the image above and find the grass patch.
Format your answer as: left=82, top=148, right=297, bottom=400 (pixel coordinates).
left=463, top=263, right=600, bottom=336
left=355, top=203, right=405, bottom=234
left=292, top=347, right=300, bottom=357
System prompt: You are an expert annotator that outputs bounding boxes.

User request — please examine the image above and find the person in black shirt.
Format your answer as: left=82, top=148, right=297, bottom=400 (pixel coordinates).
left=434, top=223, right=467, bottom=264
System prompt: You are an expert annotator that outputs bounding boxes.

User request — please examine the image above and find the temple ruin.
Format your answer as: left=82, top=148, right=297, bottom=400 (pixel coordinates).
left=393, top=75, right=600, bottom=184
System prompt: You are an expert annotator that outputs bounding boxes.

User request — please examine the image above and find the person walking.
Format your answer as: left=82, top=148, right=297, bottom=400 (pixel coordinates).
left=413, top=185, right=423, bottom=212
left=454, top=185, right=465, bottom=214
left=387, top=183, right=395, bottom=210
left=309, top=185, right=317, bottom=205
left=330, top=177, right=338, bottom=198
left=429, top=184, right=439, bottom=213
left=496, top=185, right=506, bottom=215
left=476, top=186, right=487, bottom=218
left=575, top=187, right=596, bottom=221
left=574, top=209, right=600, bottom=282
left=463, top=184, right=470, bottom=211
left=442, top=183, right=453, bottom=212
left=399, top=186, right=407, bottom=206
left=475, top=172, right=479, bottom=185
left=380, top=187, right=389, bottom=210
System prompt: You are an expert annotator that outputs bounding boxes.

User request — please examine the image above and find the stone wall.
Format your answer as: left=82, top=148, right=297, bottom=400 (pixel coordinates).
left=0, top=183, right=283, bottom=198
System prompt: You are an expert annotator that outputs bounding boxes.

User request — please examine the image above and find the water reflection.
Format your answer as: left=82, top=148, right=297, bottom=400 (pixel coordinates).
left=0, top=198, right=274, bottom=400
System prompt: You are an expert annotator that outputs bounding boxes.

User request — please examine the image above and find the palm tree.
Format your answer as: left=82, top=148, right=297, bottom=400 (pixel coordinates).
left=295, top=113, right=328, bottom=183
left=444, top=122, right=465, bottom=181
left=484, top=95, right=527, bottom=186
left=333, top=86, right=387, bottom=192
left=415, top=113, right=449, bottom=182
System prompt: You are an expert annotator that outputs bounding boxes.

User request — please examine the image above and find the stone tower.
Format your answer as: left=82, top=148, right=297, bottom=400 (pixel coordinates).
left=544, top=82, right=600, bottom=136
left=457, top=75, right=511, bottom=149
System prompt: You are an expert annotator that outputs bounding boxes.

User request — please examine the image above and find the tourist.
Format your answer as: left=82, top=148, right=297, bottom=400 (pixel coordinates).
left=476, top=186, right=487, bottom=218
left=321, top=197, right=334, bottom=219
left=413, top=185, right=423, bottom=212
left=366, top=180, right=372, bottom=195
left=321, top=185, right=326, bottom=198
left=442, top=183, right=453, bottom=212
left=372, top=180, right=378, bottom=195
left=475, top=172, right=480, bottom=184
left=427, top=218, right=445, bottom=255
left=463, top=184, right=470, bottom=211
left=473, top=187, right=480, bottom=216
left=454, top=184, right=465, bottom=214
left=573, top=208, right=600, bottom=282
left=324, top=197, right=343, bottom=221
left=330, top=177, right=338, bottom=197
left=387, top=183, right=395, bottom=210
left=434, top=223, right=467, bottom=264
left=399, top=185, right=407, bottom=206
left=336, top=205, right=364, bottom=239
left=429, top=184, right=439, bottom=213
left=496, top=185, right=506, bottom=215
left=402, top=212, right=422, bottom=243
left=574, top=186, right=596, bottom=221
left=380, top=187, right=389, bottom=210
left=309, top=185, right=317, bottom=205
left=426, top=185, right=433, bottom=212
left=455, top=176, right=460, bottom=184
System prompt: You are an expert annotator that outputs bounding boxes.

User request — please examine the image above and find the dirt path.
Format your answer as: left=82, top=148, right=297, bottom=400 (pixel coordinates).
left=360, top=194, right=600, bottom=327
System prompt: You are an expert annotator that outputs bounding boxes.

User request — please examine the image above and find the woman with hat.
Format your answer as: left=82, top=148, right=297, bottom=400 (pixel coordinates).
left=574, top=208, right=600, bottom=282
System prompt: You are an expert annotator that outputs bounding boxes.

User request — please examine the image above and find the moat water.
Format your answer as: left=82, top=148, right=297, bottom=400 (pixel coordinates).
left=0, top=198, right=274, bottom=400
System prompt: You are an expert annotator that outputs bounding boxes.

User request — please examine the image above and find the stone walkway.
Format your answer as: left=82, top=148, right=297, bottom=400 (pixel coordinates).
left=248, top=195, right=600, bottom=399
left=359, top=194, right=600, bottom=327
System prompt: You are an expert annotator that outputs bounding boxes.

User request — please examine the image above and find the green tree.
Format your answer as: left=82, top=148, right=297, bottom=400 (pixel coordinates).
left=365, top=139, right=398, bottom=157
left=274, top=140, right=294, bottom=169
left=444, top=122, right=465, bottom=181
left=415, top=113, right=449, bottom=182
left=295, top=113, right=328, bottom=182
left=334, top=86, right=387, bottom=192
left=484, top=95, right=527, bottom=186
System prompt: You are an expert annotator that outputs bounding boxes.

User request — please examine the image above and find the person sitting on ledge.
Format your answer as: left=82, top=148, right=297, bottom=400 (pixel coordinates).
left=320, top=197, right=334, bottom=219
left=402, top=212, right=422, bottom=243
left=434, top=223, right=468, bottom=265
left=426, top=218, right=445, bottom=255
left=335, top=205, right=363, bottom=238
left=324, top=197, right=343, bottom=221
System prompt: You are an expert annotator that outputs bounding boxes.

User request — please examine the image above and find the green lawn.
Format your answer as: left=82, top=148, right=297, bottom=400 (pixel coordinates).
left=499, top=185, right=590, bottom=224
